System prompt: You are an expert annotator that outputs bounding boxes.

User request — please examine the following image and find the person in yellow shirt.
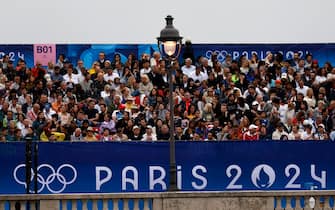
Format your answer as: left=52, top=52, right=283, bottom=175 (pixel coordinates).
left=88, top=62, right=100, bottom=78
left=40, top=121, right=65, bottom=141
left=84, top=127, right=98, bottom=141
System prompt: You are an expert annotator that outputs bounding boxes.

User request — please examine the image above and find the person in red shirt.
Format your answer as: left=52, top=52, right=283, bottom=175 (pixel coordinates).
left=243, top=124, right=259, bottom=141
left=31, top=62, right=46, bottom=80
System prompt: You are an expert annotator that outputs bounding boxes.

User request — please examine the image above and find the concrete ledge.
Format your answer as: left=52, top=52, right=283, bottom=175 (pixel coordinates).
left=0, top=190, right=334, bottom=201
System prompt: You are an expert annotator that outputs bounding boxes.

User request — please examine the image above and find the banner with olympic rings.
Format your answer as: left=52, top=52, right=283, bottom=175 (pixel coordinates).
left=1, top=141, right=335, bottom=194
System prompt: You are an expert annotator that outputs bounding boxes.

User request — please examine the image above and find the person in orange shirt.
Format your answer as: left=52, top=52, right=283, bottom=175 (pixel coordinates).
left=52, top=94, right=63, bottom=113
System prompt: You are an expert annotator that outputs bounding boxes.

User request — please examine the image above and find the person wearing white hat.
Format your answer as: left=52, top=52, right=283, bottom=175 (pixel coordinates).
left=141, top=125, right=157, bottom=141
left=129, top=125, right=142, bottom=141
left=242, top=124, right=259, bottom=141
left=83, top=127, right=98, bottom=141
left=314, top=124, right=329, bottom=140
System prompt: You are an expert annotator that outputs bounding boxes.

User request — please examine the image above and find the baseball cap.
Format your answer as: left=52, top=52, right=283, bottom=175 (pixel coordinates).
left=126, top=96, right=135, bottom=101
left=312, top=60, right=318, bottom=64
left=132, top=125, right=140, bottom=131
left=281, top=73, right=287, bottom=79
left=318, top=124, right=325, bottom=129
left=303, top=120, right=310, bottom=126
left=252, top=101, right=259, bottom=106
left=249, top=124, right=258, bottom=130
left=146, top=125, right=153, bottom=129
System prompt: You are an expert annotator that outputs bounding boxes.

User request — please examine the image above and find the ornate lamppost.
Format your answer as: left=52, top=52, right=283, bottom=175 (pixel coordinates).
left=157, top=15, right=182, bottom=191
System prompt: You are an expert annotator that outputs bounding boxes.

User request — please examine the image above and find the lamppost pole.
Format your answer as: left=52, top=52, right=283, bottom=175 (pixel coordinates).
left=157, top=15, right=182, bottom=191
left=168, top=59, right=177, bottom=191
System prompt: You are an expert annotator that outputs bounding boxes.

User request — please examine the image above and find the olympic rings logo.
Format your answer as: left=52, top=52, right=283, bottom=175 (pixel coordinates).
left=13, top=164, right=77, bottom=193
left=205, top=50, right=230, bottom=63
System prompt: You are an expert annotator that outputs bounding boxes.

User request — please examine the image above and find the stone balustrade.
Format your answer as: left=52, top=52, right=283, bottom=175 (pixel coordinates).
left=1, top=191, right=335, bottom=210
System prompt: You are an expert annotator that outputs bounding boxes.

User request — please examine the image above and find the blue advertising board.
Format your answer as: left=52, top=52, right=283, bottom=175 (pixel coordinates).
left=0, top=141, right=332, bottom=194
left=1, top=43, right=335, bottom=68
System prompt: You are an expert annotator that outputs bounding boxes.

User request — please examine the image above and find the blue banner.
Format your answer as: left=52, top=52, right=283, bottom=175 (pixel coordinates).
left=191, top=43, right=335, bottom=66
left=0, top=141, right=333, bottom=194
left=1, top=43, right=335, bottom=68
left=0, top=45, right=34, bottom=66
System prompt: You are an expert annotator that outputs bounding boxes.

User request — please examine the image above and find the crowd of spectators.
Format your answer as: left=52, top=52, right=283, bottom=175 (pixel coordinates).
left=0, top=42, right=335, bottom=141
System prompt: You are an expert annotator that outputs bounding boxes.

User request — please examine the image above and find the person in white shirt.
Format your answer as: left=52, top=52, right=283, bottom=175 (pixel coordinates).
left=301, top=124, right=314, bottom=140
left=100, top=84, right=112, bottom=98
left=140, top=60, right=151, bottom=76
left=141, top=125, right=157, bottom=141
left=43, top=103, right=56, bottom=121
left=288, top=125, right=302, bottom=140
left=150, top=51, right=161, bottom=68
left=296, top=79, right=309, bottom=96
left=63, top=65, right=80, bottom=88
left=104, top=68, right=120, bottom=84
left=315, top=68, right=328, bottom=84
left=303, top=88, right=316, bottom=109
left=272, top=123, right=289, bottom=140
left=327, top=68, right=335, bottom=80
left=189, top=66, right=208, bottom=83
left=181, top=58, right=196, bottom=77
left=330, top=129, right=335, bottom=141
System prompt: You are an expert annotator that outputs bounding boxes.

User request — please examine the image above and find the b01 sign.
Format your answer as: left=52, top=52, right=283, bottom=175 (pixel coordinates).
left=33, top=44, right=56, bottom=66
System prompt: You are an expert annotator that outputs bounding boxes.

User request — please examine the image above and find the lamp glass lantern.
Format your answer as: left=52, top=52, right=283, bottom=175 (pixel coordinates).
left=157, top=15, right=183, bottom=59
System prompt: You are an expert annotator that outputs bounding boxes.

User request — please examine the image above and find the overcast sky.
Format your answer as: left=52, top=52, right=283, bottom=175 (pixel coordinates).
left=2, top=0, right=335, bottom=44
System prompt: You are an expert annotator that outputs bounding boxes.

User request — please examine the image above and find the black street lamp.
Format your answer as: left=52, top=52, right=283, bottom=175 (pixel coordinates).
left=157, top=15, right=182, bottom=191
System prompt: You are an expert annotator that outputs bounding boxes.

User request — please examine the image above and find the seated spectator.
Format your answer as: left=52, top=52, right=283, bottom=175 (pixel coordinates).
left=314, top=124, right=329, bottom=140
left=288, top=125, right=302, bottom=140
left=27, top=103, right=40, bottom=122
left=242, top=124, right=259, bottom=141
left=100, top=128, right=113, bottom=141
left=157, top=124, right=170, bottom=140
left=101, top=84, right=112, bottom=98
left=330, top=128, right=335, bottom=141
left=204, top=131, right=217, bottom=141
left=181, top=58, right=196, bottom=77
left=99, top=114, right=116, bottom=134
left=139, top=74, right=153, bottom=97
left=192, top=132, right=202, bottom=141
left=85, top=100, right=99, bottom=125
left=71, top=128, right=83, bottom=141
left=129, top=125, right=142, bottom=141
left=301, top=123, right=314, bottom=140
left=112, top=127, right=129, bottom=141
left=141, top=125, right=157, bottom=141
left=40, top=120, right=65, bottom=141
left=83, top=127, right=98, bottom=141
left=272, top=123, right=289, bottom=140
